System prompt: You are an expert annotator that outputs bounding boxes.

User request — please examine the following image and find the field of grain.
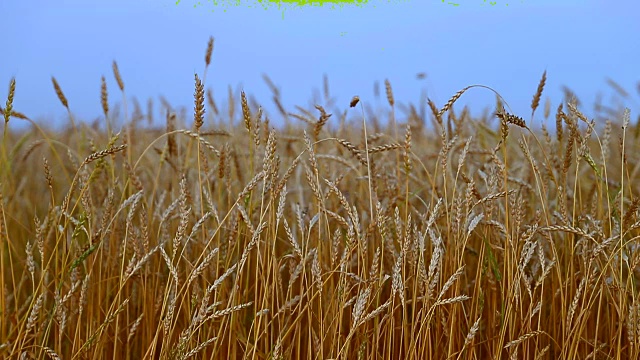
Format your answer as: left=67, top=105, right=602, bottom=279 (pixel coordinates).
left=1, top=36, right=639, bottom=359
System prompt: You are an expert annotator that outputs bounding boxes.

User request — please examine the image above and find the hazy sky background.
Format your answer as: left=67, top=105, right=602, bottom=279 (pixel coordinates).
left=1, top=0, right=638, bottom=130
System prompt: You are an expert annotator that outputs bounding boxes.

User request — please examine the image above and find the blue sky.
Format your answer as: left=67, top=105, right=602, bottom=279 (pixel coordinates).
left=1, top=0, right=638, bottom=130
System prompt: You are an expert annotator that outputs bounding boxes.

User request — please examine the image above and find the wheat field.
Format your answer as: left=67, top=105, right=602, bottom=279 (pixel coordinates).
left=1, top=36, right=639, bottom=359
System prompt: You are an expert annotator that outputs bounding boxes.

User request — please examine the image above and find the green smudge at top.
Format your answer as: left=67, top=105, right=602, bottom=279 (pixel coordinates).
left=185, top=0, right=518, bottom=9
left=267, top=0, right=370, bottom=5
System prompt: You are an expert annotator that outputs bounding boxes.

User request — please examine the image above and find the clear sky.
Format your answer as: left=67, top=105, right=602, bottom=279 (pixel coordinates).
left=1, top=0, right=638, bottom=130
